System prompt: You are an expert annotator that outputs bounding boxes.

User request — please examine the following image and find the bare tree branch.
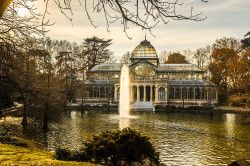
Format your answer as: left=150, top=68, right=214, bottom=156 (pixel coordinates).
left=41, top=0, right=207, bottom=38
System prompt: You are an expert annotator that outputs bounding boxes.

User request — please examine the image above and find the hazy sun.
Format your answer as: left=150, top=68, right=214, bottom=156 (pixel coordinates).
left=17, top=7, right=28, bottom=16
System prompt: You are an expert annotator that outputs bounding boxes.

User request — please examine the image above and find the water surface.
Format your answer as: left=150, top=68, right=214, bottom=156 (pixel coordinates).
left=1, top=110, right=249, bottom=165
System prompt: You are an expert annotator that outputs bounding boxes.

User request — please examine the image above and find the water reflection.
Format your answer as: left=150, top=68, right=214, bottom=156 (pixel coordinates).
left=119, top=118, right=130, bottom=129
left=1, top=111, right=249, bottom=165
left=225, top=113, right=236, bottom=138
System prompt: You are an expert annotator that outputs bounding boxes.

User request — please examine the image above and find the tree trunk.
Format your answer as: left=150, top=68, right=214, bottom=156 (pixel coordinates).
left=21, top=96, right=28, bottom=126
left=43, top=57, right=51, bottom=130
left=81, top=85, right=84, bottom=112
left=22, top=55, right=30, bottom=126
left=43, top=102, right=49, bottom=130
left=224, top=83, right=228, bottom=104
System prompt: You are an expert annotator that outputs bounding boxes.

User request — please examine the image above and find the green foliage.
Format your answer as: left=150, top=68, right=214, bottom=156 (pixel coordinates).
left=55, top=128, right=160, bottom=165
left=83, top=128, right=159, bottom=165
left=185, top=106, right=213, bottom=111
left=241, top=31, right=250, bottom=48
left=82, top=36, right=113, bottom=74
left=156, top=105, right=213, bottom=111
left=0, top=137, right=94, bottom=165
left=0, top=132, right=28, bottom=147
left=55, top=147, right=73, bottom=161
left=165, top=105, right=177, bottom=110
left=71, top=150, right=88, bottom=162
left=164, top=53, right=189, bottom=64
left=154, top=105, right=166, bottom=111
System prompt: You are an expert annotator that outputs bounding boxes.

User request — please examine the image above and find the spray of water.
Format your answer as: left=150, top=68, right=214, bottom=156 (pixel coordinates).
left=119, top=65, right=130, bottom=117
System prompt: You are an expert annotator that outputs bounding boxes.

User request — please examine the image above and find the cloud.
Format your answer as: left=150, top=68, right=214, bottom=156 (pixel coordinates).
left=35, top=0, right=250, bottom=59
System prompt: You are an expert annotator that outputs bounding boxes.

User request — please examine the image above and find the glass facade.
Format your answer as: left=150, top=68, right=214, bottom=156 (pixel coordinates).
left=80, top=39, right=218, bottom=107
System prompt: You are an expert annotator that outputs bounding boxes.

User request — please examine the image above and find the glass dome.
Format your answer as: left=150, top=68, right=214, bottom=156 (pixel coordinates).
left=131, top=39, right=158, bottom=59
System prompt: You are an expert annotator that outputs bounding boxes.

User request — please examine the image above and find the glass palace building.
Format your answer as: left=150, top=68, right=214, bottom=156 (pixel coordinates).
left=79, top=39, right=218, bottom=107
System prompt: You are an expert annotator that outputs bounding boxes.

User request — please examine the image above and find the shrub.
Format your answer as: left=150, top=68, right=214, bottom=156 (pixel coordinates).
left=102, top=104, right=107, bottom=108
left=229, top=93, right=250, bottom=108
left=155, top=105, right=165, bottom=110
left=55, top=128, right=160, bottom=165
left=55, top=147, right=73, bottom=161
left=85, top=128, right=159, bottom=165
left=0, top=132, right=28, bottom=147
left=185, top=106, right=213, bottom=111
left=176, top=106, right=184, bottom=110
left=165, top=105, right=176, bottom=110
left=0, top=132, right=10, bottom=143
left=71, top=150, right=88, bottom=161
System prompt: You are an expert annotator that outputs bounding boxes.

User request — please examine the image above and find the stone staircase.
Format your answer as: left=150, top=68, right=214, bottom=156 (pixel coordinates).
left=130, top=101, right=155, bottom=111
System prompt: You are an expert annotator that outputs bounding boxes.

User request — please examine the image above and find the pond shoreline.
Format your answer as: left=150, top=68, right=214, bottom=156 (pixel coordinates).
left=0, top=136, right=96, bottom=165
left=1, top=104, right=250, bottom=119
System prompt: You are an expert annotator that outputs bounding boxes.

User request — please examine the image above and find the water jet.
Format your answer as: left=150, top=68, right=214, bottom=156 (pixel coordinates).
left=119, top=65, right=130, bottom=117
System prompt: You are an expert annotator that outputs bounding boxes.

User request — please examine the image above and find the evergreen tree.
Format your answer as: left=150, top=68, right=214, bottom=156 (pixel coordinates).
left=82, top=37, right=112, bottom=75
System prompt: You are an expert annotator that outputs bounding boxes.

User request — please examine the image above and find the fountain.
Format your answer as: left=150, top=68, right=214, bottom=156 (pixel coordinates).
left=119, top=65, right=130, bottom=117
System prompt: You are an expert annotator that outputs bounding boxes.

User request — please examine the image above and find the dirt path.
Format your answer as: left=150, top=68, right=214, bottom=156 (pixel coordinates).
left=1, top=102, right=23, bottom=116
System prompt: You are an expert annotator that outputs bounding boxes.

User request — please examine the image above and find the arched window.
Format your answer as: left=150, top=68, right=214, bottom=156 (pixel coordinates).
left=158, top=87, right=165, bottom=100
left=195, top=88, right=200, bottom=99
left=88, top=87, right=93, bottom=98
left=94, top=87, right=99, bottom=98
left=201, top=88, right=205, bottom=100
left=110, top=87, right=114, bottom=99
left=117, top=87, right=120, bottom=99
left=212, top=89, right=217, bottom=100
left=100, top=87, right=105, bottom=98
left=175, top=88, right=181, bottom=99
left=182, top=88, right=187, bottom=99
left=188, top=88, right=193, bottom=99
left=169, top=87, right=174, bottom=99
left=204, top=89, right=208, bottom=100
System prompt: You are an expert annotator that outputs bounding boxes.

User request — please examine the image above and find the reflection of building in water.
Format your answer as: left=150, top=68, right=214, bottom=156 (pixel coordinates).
left=78, top=39, right=218, bottom=108
left=225, top=113, right=236, bottom=138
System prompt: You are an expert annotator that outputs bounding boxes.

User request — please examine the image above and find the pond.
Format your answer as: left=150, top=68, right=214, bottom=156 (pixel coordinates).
left=1, top=110, right=250, bottom=165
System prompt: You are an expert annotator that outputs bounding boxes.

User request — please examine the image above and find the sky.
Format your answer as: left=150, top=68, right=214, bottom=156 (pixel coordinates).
left=28, top=0, right=250, bottom=59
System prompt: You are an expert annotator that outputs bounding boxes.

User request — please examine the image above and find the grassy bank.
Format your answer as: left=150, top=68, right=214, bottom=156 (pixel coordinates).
left=0, top=137, right=97, bottom=166
left=214, top=106, right=250, bottom=113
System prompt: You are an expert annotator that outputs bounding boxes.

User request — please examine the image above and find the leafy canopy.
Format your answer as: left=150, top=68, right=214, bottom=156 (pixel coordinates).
left=164, top=53, right=189, bottom=64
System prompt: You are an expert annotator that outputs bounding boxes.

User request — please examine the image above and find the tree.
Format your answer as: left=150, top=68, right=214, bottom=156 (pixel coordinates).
left=159, top=51, right=171, bottom=64
left=3, top=1, right=208, bottom=32
left=82, top=37, right=112, bottom=75
left=182, top=49, right=193, bottom=64
left=15, top=48, right=42, bottom=126
left=0, top=0, right=12, bottom=18
left=105, top=53, right=117, bottom=64
left=228, top=46, right=250, bottom=107
left=120, top=51, right=131, bottom=63
left=241, top=31, right=250, bottom=48
left=208, top=48, right=238, bottom=104
left=0, top=43, right=15, bottom=109
left=165, top=53, right=189, bottom=64
left=39, top=0, right=207, bottom=38
left=0, top=0, right=48, bottom=48
left=213, top=37, right=241, bottom=52
left=193, top=45, right=211, bottom=70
